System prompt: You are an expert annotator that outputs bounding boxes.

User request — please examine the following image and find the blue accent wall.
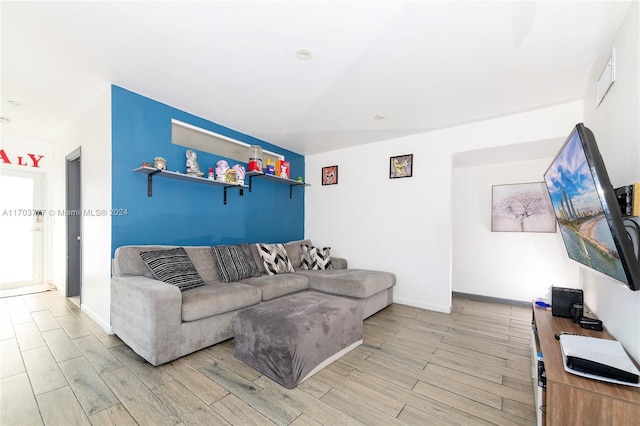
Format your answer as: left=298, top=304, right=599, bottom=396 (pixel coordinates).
left=111, top=86, right=305, bottom=255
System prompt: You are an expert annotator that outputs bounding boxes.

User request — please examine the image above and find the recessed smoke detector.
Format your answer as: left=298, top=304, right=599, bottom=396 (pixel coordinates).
left=373, top=114, right=386, bottom=120
left=295, top=48, right=313, bottom=60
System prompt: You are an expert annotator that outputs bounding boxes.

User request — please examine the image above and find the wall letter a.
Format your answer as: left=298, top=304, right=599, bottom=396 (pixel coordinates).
left=0, top=149, right=10, bottom=164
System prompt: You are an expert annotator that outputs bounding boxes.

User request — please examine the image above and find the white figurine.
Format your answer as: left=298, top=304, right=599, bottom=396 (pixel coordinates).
left=185, top=149, right=204, bottom=177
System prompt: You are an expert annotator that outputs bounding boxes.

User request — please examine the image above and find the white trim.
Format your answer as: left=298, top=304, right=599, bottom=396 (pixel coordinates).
left=170, top=118, right=283, bottom=160
left=393, top=297, right=452, bottom=314
left=81, top=303, right=113, bottom=334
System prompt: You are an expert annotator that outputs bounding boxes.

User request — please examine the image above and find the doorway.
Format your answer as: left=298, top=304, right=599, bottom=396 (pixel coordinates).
left=66, top=148, right=81, bottom=302
left=0, top=169, right=44, bottom=290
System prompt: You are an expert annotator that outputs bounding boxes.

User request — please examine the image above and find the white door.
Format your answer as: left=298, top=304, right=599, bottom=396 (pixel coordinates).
left=0, top=170, right=44, bottom=289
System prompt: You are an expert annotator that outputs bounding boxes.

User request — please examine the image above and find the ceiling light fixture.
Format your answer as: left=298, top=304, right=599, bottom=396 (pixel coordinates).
left=374, top=114, right=386, bottom=120
left=295, top=48, right=313, bottom=60
left=7, top=100, right=22, bottom=106
left=0, top=117, right=12, bottom=123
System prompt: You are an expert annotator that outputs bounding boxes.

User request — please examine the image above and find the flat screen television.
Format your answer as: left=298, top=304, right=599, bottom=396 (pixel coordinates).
left=543, top=123, right=639, bottom=291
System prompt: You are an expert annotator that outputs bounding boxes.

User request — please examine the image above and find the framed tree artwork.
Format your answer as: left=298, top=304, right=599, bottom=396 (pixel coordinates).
left=491, top=182, right=556, bottom=232
left=322, top=165, right=338, bottom=185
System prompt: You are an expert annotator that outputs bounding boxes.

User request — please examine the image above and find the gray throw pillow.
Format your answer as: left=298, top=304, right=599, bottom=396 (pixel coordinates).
left=139, top=247, right=205, bottom=291
left=211, top=243, right=261, bottom=282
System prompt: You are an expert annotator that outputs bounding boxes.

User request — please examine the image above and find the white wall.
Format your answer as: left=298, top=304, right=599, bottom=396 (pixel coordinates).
left=452, top=158, right=579, bottom=301
left=581, top=3, right=640, bottom=362
left=52, top=86, right=112, bottom=332
left=305, top=101, right=582, bottom=313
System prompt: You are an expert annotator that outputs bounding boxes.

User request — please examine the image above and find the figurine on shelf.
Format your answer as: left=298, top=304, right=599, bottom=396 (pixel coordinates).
left=215, top=160, right=229, bottom=182
left=185, top=149, right=204, bottom=177
left=265, top=158, right=275, bottom=175
left=232, top=164, right=246, bottom=185
left=225, top=169, right=238, bottom=184
left=153, top=157, right=167, bottom=170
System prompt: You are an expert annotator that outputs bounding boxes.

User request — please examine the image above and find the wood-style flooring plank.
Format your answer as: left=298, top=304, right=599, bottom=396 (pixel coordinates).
left=424, top=363, right=533, bottom=406
left=56, top=314, right=94, bottom=339
left=210, top=394, right=277, bottom=426
left=319, top=388, right=405, bottom=426
left=313, top=368, right=405, bottom=417
left=87, top=403, right=137, bottom=426
left=101, top=366, right=181, bottom=426
left=199, top=361, right=301, bottom=425
left=0, top=338, right=25, bottom=378
left=253, top=375, right=364, bottom=426
left=347, top=368, right=494, bottom=426
left=31, top=310, right=60, bottom=332
left=109, top=343, right=173, bottom=389
left=41, top=328, right=82, bottom=362
left=413, top=380, right=532, bottom=426
left=161, top=357, right=229, bottom=405
left=0, top=315, right=15, bottom=340
left=36, top=386, right=90, bottom=425
left=21, top=346, right=67, bottom=396
left=13, top=321, right=46, bottom=351
left=59, top=356, right=119, bottom=416
left=152, top=378, right=231, bottom=425
left=74, top=334, right=123, bottom=374
left=0, top=373, right=43, bottom=425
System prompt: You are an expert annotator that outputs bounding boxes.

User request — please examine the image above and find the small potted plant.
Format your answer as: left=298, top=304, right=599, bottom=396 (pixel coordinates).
left=153, top=156, right=167, bottom=170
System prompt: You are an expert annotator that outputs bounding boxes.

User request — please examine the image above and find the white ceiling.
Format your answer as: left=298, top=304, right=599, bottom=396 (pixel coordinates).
left=0, top=1, right=632, bottom=156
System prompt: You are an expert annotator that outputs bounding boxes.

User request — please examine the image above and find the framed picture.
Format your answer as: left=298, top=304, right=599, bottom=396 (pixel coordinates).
left=491, top=182, right=556, bottom=233
left=390, top=154, right=413, bottom=178
left=322, top=165, right=338, bottom=185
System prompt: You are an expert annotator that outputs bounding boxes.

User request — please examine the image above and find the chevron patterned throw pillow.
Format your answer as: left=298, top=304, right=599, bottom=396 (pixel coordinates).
left=256, top=243, right=295, bottom=275
left=300, top=244, right=333, bottom=270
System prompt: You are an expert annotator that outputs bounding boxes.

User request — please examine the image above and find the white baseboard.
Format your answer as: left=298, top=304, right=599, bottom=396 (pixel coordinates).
left=81, top=304, right=113, bottom=334
left=392, top=297, right=452, bottom=314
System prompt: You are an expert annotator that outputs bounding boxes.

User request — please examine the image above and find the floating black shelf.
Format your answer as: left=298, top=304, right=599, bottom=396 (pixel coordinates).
left=246, top=171, right=310, bottom=198
left=133, top=166, right=246, bottom=205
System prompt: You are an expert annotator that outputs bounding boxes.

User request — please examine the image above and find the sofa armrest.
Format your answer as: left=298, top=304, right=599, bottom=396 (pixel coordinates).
left=331, top=257, right=348, bottom=269
left=110, top=276, right=182, bottom=366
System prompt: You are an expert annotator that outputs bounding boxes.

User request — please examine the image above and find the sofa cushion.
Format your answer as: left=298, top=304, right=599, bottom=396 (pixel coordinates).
left=113, top=245, right=220, bottom=282
left=183, top=246, right=220, bottom=282
left=139, top=247, right=205, bottom=292
left=296, top=269, right=396, bottom=299
left=211, top=243, right=260, bottom=282
left=256, top=243, right=295, bottom=275
left=283, top=239, right=313, bottom=269
left=300, top=244, right=333, bottom=270
left=239, top=273, right=310, bottom=301
left=181, top=282, right=262, bottom=321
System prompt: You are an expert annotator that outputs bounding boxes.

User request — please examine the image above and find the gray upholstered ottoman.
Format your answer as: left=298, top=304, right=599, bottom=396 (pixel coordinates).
left=231, top=291, right=363, bottom=388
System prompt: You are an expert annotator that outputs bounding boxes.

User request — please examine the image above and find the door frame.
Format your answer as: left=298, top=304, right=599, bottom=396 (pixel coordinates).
left=66, top=147, right=82, bottom=300
left=0, top=169, right=44, bottom=289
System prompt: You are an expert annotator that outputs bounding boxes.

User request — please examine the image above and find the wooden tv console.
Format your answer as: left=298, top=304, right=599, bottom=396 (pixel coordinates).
left=531, top=304, right=640, bottom=425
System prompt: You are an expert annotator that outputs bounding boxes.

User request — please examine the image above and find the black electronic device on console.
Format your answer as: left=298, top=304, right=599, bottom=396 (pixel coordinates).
left=552, top=287, right=584, bottom=318
left=580, top=317, right=603, bottom=331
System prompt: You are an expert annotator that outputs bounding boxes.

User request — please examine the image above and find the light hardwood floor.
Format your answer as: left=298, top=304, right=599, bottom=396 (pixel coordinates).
left=0, top=290, right=536, bottom=425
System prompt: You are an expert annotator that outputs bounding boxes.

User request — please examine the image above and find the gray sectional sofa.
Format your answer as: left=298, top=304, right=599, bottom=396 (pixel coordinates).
left=110, top=239, right=396, bottom=366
